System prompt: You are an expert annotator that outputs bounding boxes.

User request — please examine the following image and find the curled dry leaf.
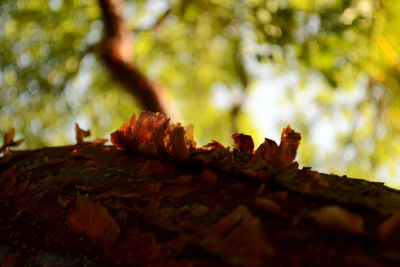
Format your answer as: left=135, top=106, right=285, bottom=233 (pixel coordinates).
left=0, top=128, right=24, bottom=153
left=252, top=138, right=278, bottom=162
left=110, top=111, right=168, bottom=151
left=201, top=139, right=225, bottom=151
left=66, top=195, right=120, bottom=251
left=170, top=124, right=189, bottom=161
left=232, top=133, right=254, bottom=152
left=111, top=111, right=193, bottom=161
left=75, top=123, right=91, bottom=144
left=276, top=126, right=301, bottom=166
left=312, top=205, right=365, bottom=235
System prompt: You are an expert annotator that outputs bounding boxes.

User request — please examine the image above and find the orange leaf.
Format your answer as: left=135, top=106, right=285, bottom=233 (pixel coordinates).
left=232, top=133, right=254, bottom=152
left=66, top=195, right=120, bottom=251
left=277, top=126, right=301, bottom=165
left=75, top=123, right=91, bottom=144
left=252, top=138, right=278, bottom=162
left=4, top=128, right=15, bottom=146
left=1, top=128, right=23, bottom=153
left=110, top=111, right=169, bottom=153
left=202, top=139, right=225, bottom=150
left=170, top=124, right=189, bottom=161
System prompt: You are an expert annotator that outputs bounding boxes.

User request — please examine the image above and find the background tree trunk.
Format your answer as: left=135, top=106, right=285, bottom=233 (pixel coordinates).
left=97, top=0, right=175, bottom=117
left=1, top=143, right=400, bottom=266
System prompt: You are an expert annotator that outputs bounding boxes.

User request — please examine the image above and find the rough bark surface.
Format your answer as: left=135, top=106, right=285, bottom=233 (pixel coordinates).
left=1, top=143, right=400, bottom=266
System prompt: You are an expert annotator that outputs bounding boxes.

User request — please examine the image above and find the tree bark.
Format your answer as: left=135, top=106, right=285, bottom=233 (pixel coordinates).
left=1, top=143, right=400, bottom=266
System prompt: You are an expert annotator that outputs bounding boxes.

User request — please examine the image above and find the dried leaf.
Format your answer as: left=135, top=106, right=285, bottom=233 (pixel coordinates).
left=4, top=128, right=15, bottom=146
left=66, top=195, right=120, bottom=251
left=162, top=184, right=198, bottom=199
left=110, top=111, right=169, bottom=153
left=276, top=126, right=301, bottom=166
left=184, top=123, right=196, bottom=149
left=139, top=181, right=163, bottom=195
left=164, top=175, right=192, bottom=184
left=75, top=184, right=109, bottom=193
left=137, top=142, right=157, bottom=155
left=377, top=211, right=400, bottom=241
left=170, top=124, right=189, bottom=161
left=0, top=165, right=17, bottom=185
left=252, top=138, right=278, bottom=162
left=75, top=123, right=91, bottom=144
left=195, top=168, right=217, bottom=184
left=312, top=205, right=365, bottom=235
left=254, top=197, right=281, bottom=214
left=191, top=205, right=274, bottom=266
left=0, top=128, right=23, bottom=153
left=106, top=229, right=159, bottom=265
left=8, top=180, right=30, bottom=195
left=232, top=133, right=254, bottom=152
left=201, top=139, right=225, bottom=150
left=0, top=252, right=23, bottom=266
left=264, top=191, right=289, bottom=203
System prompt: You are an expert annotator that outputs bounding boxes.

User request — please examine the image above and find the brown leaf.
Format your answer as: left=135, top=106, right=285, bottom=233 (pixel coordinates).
left=75, top=184, right=110, bottom=193
left=110, top=122, right=138, bottom=151
left=276, top=126, right=301, bottom=165
left=252, top=138, right=278, bottom=162
left=254, top=197, right=281, bottom=214
left=162, top=184, right=198, bottom=199
left=202, top=139, right=225, bottom=151
left=191, top=205, right=274, bottom=266
left=312, top=205, right=365, bottom=235
left=170, top=124, right=189, bottom=161
left=8, top=180, right=30, bottom=195
left=0, top=252, right=23, bottom=266
left=195, top=168, right=217, bottom=184
left=4, top=128, right=15, bottom=146
left=164, top=175, right=192, bottom=184
left=75, top=123, right=91, bottom=144
left=377, top=211, right=400, bottom=241
left=106, top=228, right=159, bottom=265
left=66, top=195, right=120, bottom=251
left=1, top=128, right=23, bottom=153
left=232, top=133, right=254, bottom=152
left=110, top=111, right=169, bottom=153
left=0, top=165, right=17, bottom=185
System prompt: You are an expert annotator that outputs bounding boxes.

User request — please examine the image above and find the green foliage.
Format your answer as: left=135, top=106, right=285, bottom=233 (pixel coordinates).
left=1, top=0, right=400, bottom=186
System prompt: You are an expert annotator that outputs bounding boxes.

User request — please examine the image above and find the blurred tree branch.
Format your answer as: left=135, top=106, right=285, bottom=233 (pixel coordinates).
left=97, top=0, right=173, bottom=116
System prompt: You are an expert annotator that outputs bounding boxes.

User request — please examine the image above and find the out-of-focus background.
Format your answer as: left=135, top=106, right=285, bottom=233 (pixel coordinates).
left=1, top=0, right=399, bottom=187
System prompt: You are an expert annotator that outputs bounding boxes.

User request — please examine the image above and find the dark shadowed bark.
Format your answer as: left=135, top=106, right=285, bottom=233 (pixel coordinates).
left=1, top=142, right=400, bottom=266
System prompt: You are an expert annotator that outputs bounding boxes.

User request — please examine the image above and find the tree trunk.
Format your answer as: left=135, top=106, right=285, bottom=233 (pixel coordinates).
left=1, top=142, right=400, bottom=266
left=97, top=0, right=175, bottom=117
